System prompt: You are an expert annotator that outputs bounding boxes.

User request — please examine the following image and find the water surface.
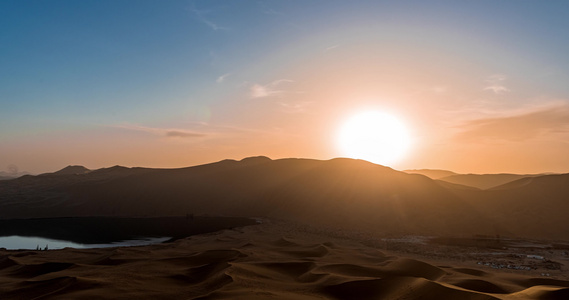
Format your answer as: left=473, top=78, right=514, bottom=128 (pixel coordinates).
left=0, top=235, right=171, bottom=250
left=0, top=216, right=256, bottom=250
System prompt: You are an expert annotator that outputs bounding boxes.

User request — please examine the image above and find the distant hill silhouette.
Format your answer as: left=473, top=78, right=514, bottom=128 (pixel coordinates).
left=239, top=155, right=272, bottom=165
left=403, top=169, right=457, bottom=179
left=489, top=176, right=537, bottom=190
left=434, top=180, right=480, bottom=191
left=0, top=171, right=30, bottom=180
left=1, top=157, right=568, bottom=240
left=438, top=173, right=541, bottom=190
left=50, top=165, right=91, bottom=175
left=406, top=170, right=548, bottom=190
left=445, top=173, right=569, bottom=239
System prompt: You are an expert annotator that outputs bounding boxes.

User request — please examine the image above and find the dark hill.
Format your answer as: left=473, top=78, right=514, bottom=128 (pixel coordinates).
left=0, top=158, right=492, bottom=237
left=1, top=158, right=568, bottom=240
left=51, top=165, right=91, bottom=176
left=445, top=173, right=569, bottom=240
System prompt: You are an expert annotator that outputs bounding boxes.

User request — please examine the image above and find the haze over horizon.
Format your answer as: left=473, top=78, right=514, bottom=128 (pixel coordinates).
left=2, top=0, right=569, bottom=174
left=5, top=157, right=560, bottom=178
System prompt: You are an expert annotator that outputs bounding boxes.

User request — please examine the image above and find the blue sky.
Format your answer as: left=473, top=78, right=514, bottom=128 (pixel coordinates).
left=2, top=0, right=569, bottom=173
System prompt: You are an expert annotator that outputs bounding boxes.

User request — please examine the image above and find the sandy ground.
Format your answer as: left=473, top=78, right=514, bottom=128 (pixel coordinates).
left=1, top=220, right=568, bottom=299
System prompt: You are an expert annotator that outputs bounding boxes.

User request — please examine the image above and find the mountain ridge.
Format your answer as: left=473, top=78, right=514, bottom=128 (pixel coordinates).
left=1, top=157, right=568, bottom=240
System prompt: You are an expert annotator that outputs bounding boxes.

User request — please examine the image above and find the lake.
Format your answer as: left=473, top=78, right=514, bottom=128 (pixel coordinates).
left=0, top=235, right=172, bottom=250
left=0, top=216, right=257, bottom=250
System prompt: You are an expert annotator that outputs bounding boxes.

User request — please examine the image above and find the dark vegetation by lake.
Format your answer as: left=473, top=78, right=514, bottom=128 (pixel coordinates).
left=0, top=216, right=258, bottom=245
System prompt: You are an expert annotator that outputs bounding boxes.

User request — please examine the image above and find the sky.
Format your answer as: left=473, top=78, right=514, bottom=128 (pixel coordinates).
left=2, top=0, right=569, bottom=174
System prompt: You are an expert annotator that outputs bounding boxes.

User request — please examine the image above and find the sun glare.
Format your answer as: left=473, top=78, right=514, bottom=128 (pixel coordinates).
left=337, top=111, right=411, bottom=166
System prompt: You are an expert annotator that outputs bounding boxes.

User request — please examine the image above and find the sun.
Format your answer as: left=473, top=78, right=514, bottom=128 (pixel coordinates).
left=336, top=111, right=411, bottom=166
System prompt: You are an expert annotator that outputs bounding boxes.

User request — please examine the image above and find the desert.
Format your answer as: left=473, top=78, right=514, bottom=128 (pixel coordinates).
left=3, top=1, right=569, bottom=298
left=1, top=219, right=568, bottom=299
left=1, top=157, right=568, bottom=299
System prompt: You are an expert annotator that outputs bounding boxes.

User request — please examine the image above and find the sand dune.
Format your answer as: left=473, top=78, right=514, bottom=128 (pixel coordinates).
left=1, top=157, right=569, bottom=298
left=1, top=220, right=567, bottom=299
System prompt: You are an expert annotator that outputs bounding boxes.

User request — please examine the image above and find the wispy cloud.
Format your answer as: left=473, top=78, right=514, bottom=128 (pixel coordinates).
left=454, top=102, right=569, bottom=142
left=111, top=122, right=276, bottom=140
left=165, top=130, right=204, bottom=138
left=250, top=79, right=294, bottom=98
left=189, top=3, right=228, bottom=31
left=114, top=124, right=206, bottom=139
left=278, top=101, right=312, bottom=114
left=216, top=73, right=231, bottom=83
left=484, top=74, right=510, bottom=94
left=484, top=85, right=510, bottom=94
left=325, top=44, right=339, bottom=51
left=430, top=85, right=448, bottom=94
left=263, top=8, right=284, bottom=16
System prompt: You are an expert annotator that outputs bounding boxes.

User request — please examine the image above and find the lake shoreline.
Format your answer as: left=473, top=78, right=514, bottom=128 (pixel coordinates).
left=1, top=219, right=568, bottom=299
left=0, top=216, right=258, bottom=249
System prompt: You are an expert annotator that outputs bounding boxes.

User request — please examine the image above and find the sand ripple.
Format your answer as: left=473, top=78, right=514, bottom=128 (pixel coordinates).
left=1, top=221, right=568, bottom=299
